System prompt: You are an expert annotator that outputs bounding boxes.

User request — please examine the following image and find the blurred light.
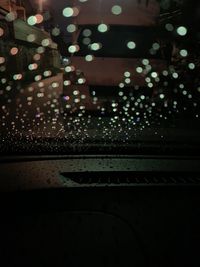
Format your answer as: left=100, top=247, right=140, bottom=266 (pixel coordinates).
left=27, top=16, right=37, bottom=25
left=151, top=72, right=158, bottom=78
left=33, top=54, right=41, bottom=61
left=165, top=23, right=174, bottom=31
left=52, top=82, right=59, bottom=88
left=0, top=28, right=4, bottom=37
left=90, top=43, right=101, bottom=51
left=127, top=41, right=136, bottom=49
left=125, top=78, right=131, bottom=84
left=35, top=75, right=42, bottom=81
left=27, top=34, right=36, bottom=42
left=68, top=45, right=80, bottom=53
left=83, top=29, right=92, bottom=37
left=85, top=55, right=94, bottom=61
left=28, top=63, right=38, bottom=71
left=172, top=72, right=178, bottom=79
left=13, top=74, right=22, bottom=80
left=52, top=27, right=60, bottom=36
left=35, top=14, right=44, bottom=24
left=37, top=46, right=45, bottom=54
left=162, top=70, right=168, bottom=76
left=73, top=90, right=79, bottom=95
left=180, top=49, right=188, bottom=57
left=78, top=78, right=86, bottom=84
left=142, top=59, right=149, bottom=65
left=111, top=5, right=122, bottom=15
left=63, top=7, right=74, bottom=17
left=177, top=26, right=187, bottom=36
left=67, top=24, right=77, bottom=33
left=0, top=57, right=5, bottom=64
left=188, top=63, right=195, bottom=70
left=152, top=43, right=160, bottom=50
left=136, top=67, right=143, bottom=73
left=42, top=38, right=50, bottom=47
left=160, top=94, right=165, bottom=99
left=63, top=96, right=70, bottom=101
left=64, top=80, right=71, bottom=86
left=6, top=12, right=17, bottom=22
left=44, top=70, right=52, bottom=77
left=148, top=83, right=153, bottom=88
left=124, top=71, right=131, bottom=77
left=72, top=7, right=80, bottom=17
left=82, top=37, right=91, bottom=45
left=98, top=23, right=108, bottom=33
left=10, top=47, right=18, bottom=56
left=65, top=66, right=75, bottom=72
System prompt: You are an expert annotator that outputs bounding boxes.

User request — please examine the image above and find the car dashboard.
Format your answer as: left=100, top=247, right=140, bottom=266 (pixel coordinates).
left=0, top=155, right=200, bottom=267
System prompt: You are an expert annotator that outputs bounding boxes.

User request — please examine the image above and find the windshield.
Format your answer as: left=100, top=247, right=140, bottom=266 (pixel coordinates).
left=0, top=0, right=200, bottom=155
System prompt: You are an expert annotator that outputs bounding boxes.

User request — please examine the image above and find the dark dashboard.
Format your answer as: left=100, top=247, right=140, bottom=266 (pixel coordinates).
left=0, top=155, right=200, bottom=267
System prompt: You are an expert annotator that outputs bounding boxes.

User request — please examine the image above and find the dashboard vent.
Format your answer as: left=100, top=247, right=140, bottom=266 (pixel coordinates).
left=60, top=171, right=200, bottom=186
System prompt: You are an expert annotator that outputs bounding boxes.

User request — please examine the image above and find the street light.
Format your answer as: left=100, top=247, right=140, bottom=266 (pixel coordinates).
left=37, top=0, right=46, bottom=30
left=38, top=0, right=45, bottom=13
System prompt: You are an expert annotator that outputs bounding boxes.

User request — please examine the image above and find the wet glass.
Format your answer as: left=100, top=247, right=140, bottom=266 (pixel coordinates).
left=0, top=0, right=200, bottom=154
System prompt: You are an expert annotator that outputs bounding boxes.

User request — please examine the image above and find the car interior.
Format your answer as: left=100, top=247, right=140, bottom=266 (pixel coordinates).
left=0, top=0, right=200, bottom=266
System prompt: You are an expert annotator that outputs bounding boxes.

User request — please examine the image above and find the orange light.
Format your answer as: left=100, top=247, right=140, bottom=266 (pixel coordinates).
left=10, top=47, right=19, bottom=56
left=35, top=14, right=44, bottom=24
left=0, top=57, right=5, bottom=64
left=0, top=28, right=4, bottom=37
left=33, top=53, right=41, bottom=61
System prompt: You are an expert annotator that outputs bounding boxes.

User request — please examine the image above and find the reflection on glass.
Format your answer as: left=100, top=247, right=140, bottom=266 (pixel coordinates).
left=0, top=0, right=200, bottom=153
